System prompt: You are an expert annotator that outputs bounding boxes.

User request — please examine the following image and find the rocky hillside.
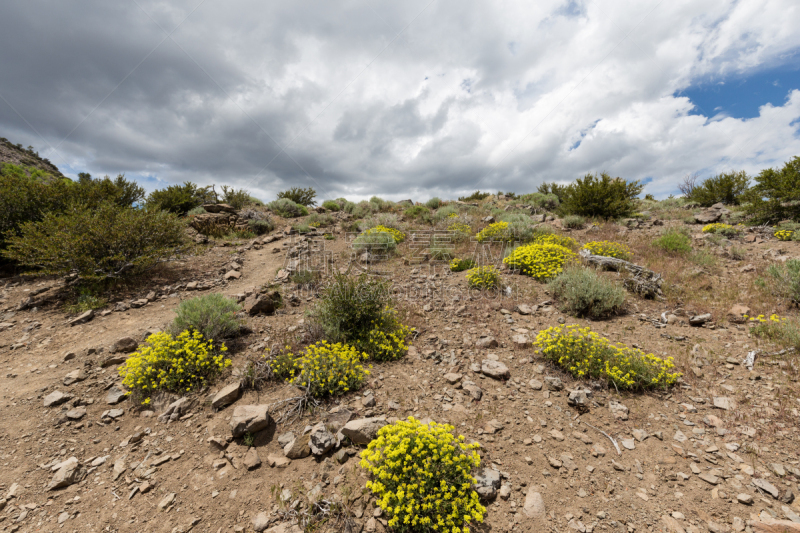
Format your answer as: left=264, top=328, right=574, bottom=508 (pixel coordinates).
left=0, top=198, right=799, bottom=533
left=0, top=137, right=64, bottom=179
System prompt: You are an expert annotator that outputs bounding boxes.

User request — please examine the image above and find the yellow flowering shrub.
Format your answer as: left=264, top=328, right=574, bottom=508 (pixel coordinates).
left=364, top=225, right=405, bottom=243
left=119, top=330, right=231, bottom=404
left=534, top=324, right=680, bottom=390
left=449, top=258, right=475, bottom=272
left=702, top=223, right=737, bottom=234
left=582, top=240, right=632, bottom=260
left=447, top=222, right=472, bottom=235
left=530, top=232, right=578, bottom=249
left=367, top=310, right=413, bottom=361
left=475, top=221, right=511, bottom=243
left=272, top=341, right=368, bottom=398
left=775, top=229, right=795, bottom=241
left=360, top=417, right=485, bottom=533
left=503, top=243, right=577, bottom=281
left=466, top=265, right=501, bottom=290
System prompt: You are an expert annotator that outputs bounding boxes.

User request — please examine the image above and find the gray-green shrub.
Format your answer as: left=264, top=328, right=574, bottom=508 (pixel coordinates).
left=765, top=259, right=800, bottom=305
left=548, top=265, right=626, bottom=319
left=171, top=293, right=242, bottom=341
left=426, top=197, right=442, bottom=209
left=267, top=198, right=309, bottom=218
left=563, top=215, right=585, bottom=229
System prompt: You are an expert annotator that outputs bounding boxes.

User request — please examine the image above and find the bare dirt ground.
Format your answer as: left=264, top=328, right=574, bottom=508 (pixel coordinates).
left=1, top=217, right=799, bottom=533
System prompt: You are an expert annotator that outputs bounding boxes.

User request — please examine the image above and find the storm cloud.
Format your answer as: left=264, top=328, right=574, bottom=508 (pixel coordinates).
left=1, top=0, right=799, bottom=201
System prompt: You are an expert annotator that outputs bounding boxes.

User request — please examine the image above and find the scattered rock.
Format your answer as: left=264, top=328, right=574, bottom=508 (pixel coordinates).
left=545, top=376, right=564, bottom=391
left=341, top=417, right=387, bottom=445
left=308, top=424, right=336, bottom=456
left=689, top=313, right=712, bottom=326
left=106, top=386, right=127, bottom=405
left=475, top=337, right=499, bottom=349
left=481, top=360, right=509, bottom=379
left=230, top=405, right=272, bottom=437
left=737, top=493, right=754, bottom=505
left=523, top=489, right=546, bottom=519
left=47, top=457, right=86, bottom=490
left=753, top=478, right=780, bottom=499
left=727, top=305, right=751, bottom=324
left=157, top=397, right=190, bottom=423
left=211, top=382, right=241, bottom=409
left=68, top=310, right=94, bottom=327
left=713, top=396, right=736, bottom=411
left=242, top=291, right=282, bottom=316
left=474, top=468, right=501, bottom=500
left=284, top=436, right=311, bottom=459
left=43, top=391, right=72, bottom=407
left=253, top=512, right=270, bottom=532
left=243, top=448, right=261, bottom=470
left=110, top=337, right=138, bottom=354
left=63, top=369, right=87, bottom=386
left=609, top=400, right=629, bottom=420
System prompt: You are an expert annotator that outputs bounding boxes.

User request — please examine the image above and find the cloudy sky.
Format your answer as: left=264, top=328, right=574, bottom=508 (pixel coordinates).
left=1, top=0, right=799, bottom=202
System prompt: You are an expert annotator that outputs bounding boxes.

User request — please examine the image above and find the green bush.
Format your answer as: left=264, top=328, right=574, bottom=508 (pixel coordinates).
left=352, top=232, right=397, bottom=256
left=247, top=218, right=274, bottom=235
left=267, top=198, right=309, bottom=218
left=73, top=173, right=146, bottom=209
left=171, top=293, right=242, bottom=341
left=537, top=182, right=568, bottom=203
left=277, top=187, right=317, bottom=207
left=745, top=156, right=800, bottom=223
left=310, top=273, right=412, bottom=360
left=369, top=196, right=392, bottom=211
left=147, top=182, right=213, bottom=215
left=64, top=286, right=108, bottom=315
left=306, top=212, right=333, bottom=227
left=457, top=191, right=490, bottom=202
left=520, top=192, right=559, bottom=211
left=426, top=197, right=442, bottom=209
left=2, top=202, right=186, bottom=280
left=765, top=259, right=800, bottom=305
left=751, top=315, right=800, bottom=352
left=559, top=173, right=643, bottom=219
left=219, top=185, right=257, bottom=210
left=563, top=215, right=585, bottom=229
left=187, top=206, right=207, bottom=216
left=679, top=171, right=750, bottom=206
left=321, top=200, right=340, bottom=211
left=653, top=229, right=692, bottom=254
left=449, top=258, right=476, bottom=272
left=548, top=265, right=626, bottom=319
left=403, top=205, right=430, bottom=220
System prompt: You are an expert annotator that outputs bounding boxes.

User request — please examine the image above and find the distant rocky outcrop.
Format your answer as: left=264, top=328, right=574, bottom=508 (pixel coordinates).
left=0, top=137, right=65, bottom=179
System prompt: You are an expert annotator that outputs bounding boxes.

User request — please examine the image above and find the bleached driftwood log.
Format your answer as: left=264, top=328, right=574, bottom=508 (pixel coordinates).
left=579, top=249, right=664, bottom=300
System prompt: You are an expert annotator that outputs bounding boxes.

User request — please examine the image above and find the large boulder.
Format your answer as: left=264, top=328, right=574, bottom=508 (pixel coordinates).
left=230, top=405, right=272, bottom=437
left=157, top=397, right=191, bottom=423
left=283, top=436, right=311, bottom=459
left=340, top=417, right=387, bottom=445
left=694, top=203, right=730, bottom=224
left=242, top=291, right=282, bottom=316
left=474, top=468, right=501, bottom=500
left=481, top=360, right=510, bottom=379
left=309, top=424, right=336, bottom=456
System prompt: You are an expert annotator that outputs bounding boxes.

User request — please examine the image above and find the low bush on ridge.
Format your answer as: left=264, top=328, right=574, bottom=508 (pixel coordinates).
left=267, top=198, right=309, bottom=218
left=360, top=417, right=485, bottom=533
left=535, top=324, right=680, bottom=390
left=450, top=257, right=476, bottom=272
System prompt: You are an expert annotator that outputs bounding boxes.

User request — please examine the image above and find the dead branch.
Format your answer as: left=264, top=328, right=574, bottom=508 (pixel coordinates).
left=579, top=249, right=664, bottom=300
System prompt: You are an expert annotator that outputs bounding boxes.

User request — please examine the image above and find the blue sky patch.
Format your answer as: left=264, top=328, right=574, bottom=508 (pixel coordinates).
left=677, top=59, right=800, bottom=119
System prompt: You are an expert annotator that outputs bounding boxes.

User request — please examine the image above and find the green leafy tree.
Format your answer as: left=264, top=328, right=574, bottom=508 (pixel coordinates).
left=559, top=172, right=643, bottom=219
left=679, top=171, right=750, bottom=206
left=744, top=156, right=800, bottom=223
left=537, top=182, right=568, bottom=202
